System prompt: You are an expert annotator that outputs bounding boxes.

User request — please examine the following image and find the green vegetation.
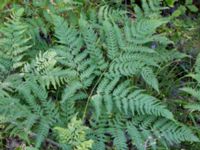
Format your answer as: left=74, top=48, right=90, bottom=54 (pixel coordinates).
left=0, top=0, right=200, bottom=150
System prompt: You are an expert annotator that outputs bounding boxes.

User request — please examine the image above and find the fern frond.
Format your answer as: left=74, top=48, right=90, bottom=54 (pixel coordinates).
left=155, top=49, right=187, bottom=63
left=141, top=67, right=159, bottom=92
left=98, top=5, right=126, bottom=23
left=112, top=129, right=128, bottom=150
left=153, top=119, right=199, bottom=145
left=135, top=0, right=164, bottom=19
left=0, top=79, right=13, bottom=98
left=35, top=120, right=50, bottom=148
left=126, top=116, right=199, bottom=149
left=0, top=8, right=31, bottom=70
left=53, top=15, right=96, bottom=90
left=92, top=77, right=173, bottom=119
left=124, top=18, right=168, bottom=44
left=195, top=53, right=200, bottom=73
left=0, top=79, right=60, bottom=147
left=127, top=125, right=146, bottom=150
left=23, top=51, right=71, bottom=89
left=79, top=17, right=108, bottom=71
left=109, top=52, right=158, bottom=77
left=54, top=116, right=93, bottom=150
left=180, top=87, right=200, bottom=101
left=91, top=141, right=105, bottom=150
left=103, top=20, right=119, bottom=59
left=0, top=57, right=12, bottom=73
left=185, top=104, right=200, bottom=112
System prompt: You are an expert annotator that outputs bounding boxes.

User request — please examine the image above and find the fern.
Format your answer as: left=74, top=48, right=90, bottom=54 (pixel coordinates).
left=127, top=125, right=146, bottom=150
left=92, top=77, right=173, bottom=119
left=0, top=78, right=60, bottom=148
left=0, top=8, right=31, bottom=71
left=97, top=5, right=126, bottom=23
left=54, top=116, right=93, bottom=150
left=181, top=53, right=200, bottom=112
left=0, top=0, right=198, bottom=149
left=79, top=17, right=108, bottom=71
left=89, top=114, right=198, bottom=150
left=141, top=67, right=159, bottom=92
left=112, top=128, right=128, bottom=150
left=134, top=0, right=164, bottom=19
left=53, top=15, right=97, bottom=88
left=23, top=50, right=73, bottom=89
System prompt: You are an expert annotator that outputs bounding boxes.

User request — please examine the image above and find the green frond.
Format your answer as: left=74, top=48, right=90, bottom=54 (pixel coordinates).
left=195, top=53, right=200, bottom=73
left=109, top=52, right=158, bottom=77
left=126, top=116, right=199, bottom=149
left=59, top=98, right=76, bottom=124
left=185, top=104, right=200, bottom=112
left=54, top=116, right=93, bottom=150
left=124, top=18, right=168, bottom=44
left=91, top=94, right=103, bottom=119
left=0, top=8, right=31, bottom=70
left=187, top=73, right=200, bottom=84
left=135, top=0, right=164, bottom=19
left=127, top=125, right=146, bottom=150
left=0, top=79, right=13, bottom=98
left=53, top=15, right=83, bottom=51
left=103, top=20, right=119, bottom=59
left=153, top=119, right=199, bottom=145
left=0, top=57, right=12, bottom=73
left=35, top=120, right=50, bottom=148
left=92, top=141, right=105, bottom=150
left=155, top=49, right=188, bottom=63
left=112, top=129, right=128, bottom=150
left=180, top=87, right=200, bottom=101
left=141, top=67, right=159, bottom=92
left=98, top=5, right=126, bottom=23
left=0, top=79, right=60, bottom=147
left=23, top=51, right=72, bottom=89
left=79, top=17, right=108, bottom=71
left=53, top=15, right=97, bottom=90
left=92, top=78, right=173, bottom=119
left=61, top=81, right=83, bottom=103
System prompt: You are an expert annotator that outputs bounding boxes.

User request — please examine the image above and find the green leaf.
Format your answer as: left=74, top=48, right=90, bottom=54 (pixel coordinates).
left=165, top=0, right=177, bottom=7
left=91, top=94, right=103, bottom=118
left=141, top=67, right=159, bottom=92
left=187, top=5, right=198, bottom=12
left=171, top=5, right=186, bottom=18
left=185, top=0, right=193, bottom=5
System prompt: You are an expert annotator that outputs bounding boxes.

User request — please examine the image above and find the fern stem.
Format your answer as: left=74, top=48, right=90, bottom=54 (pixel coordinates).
left=82, top=71, right=106, bottom=121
